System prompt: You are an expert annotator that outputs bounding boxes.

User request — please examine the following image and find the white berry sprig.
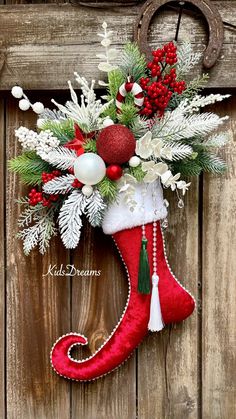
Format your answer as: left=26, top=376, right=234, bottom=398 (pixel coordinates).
left=11, top=85, right=45, bottom=115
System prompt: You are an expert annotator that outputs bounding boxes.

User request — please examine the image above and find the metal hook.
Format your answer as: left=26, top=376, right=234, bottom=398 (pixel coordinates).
left=134, top=0, right=224, bottom=68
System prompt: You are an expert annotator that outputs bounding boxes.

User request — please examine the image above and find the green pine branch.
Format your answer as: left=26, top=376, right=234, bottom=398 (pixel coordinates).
left=107, top=69, right=125, bottom=99
left=98, top=177, right=117, bottom=202
left=129, top=165, right=145, bottom=182
left=9, top=151, right=52, bottom=185
left=117, top=101, right=138, bottom=127
left=40, top=119, right=75, bottom=145
left=120, top=42, right=147, bottom=82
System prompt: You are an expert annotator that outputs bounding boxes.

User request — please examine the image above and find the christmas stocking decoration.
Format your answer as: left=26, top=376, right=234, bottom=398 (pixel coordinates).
left=51, top=182, right=195, bottom=381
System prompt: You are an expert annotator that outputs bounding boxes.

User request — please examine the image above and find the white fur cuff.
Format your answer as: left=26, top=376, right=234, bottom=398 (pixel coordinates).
left=102, top=181, right=167, bottom=235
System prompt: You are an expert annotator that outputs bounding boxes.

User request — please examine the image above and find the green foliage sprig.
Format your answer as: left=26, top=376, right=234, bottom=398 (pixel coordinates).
left=98, top=177, right=117, bottom=202
left=41, top=119, right=75, bottom=145
left=9, top=151, right=52, bottom=185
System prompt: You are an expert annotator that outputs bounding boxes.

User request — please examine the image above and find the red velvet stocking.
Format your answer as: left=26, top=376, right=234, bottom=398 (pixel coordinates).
left=51, top=222, right=195, bottom=381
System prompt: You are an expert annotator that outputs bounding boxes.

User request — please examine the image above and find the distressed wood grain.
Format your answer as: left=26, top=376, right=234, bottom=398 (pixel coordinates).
left=0, top=2, right=235, bottom=90
left=0, top=99, right=5, bottom=419
left=202, top=98, right=236, bottom=419
left=71, top=223, right=136, bottom=419
left=138, top=181, right=199, bottom=418
left=5, top=97, right=71, bottom=419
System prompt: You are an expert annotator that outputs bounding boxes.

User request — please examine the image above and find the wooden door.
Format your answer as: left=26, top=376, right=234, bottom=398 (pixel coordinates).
left=1, top=2, right=236, bottom=418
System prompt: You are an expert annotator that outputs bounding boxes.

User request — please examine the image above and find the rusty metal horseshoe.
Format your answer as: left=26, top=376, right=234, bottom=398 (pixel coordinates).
left=134, top=0, right=224, bottom=68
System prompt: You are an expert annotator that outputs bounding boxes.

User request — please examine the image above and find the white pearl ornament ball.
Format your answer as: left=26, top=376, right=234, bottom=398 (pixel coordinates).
left=32, top=102, right=44, bottom=114
left=19, top=99, right=30, bottom=111
left=74, top=153, right=106, bottom=185
left=82, top=185, right=93, bottom=197
left=11, top=86, right=23, bottom=99
left=129, top=156, right=141, bottom=167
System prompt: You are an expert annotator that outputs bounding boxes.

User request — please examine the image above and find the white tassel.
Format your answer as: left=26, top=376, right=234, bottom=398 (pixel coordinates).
left=148, top=274, right=165, bottom=332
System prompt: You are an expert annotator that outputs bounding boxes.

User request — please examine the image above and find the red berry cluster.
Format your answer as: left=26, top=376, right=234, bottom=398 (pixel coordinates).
left=28, top=189, right=59, bottom=207
left=139, top=42, right=186, bottom=117
left=72, top=179, right=83, bottom=188
left=41, top=170, right=61, bottom=184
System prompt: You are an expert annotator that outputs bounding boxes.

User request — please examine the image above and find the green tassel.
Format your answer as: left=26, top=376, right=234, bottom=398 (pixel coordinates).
left=138, top=238, right=151, bottom=294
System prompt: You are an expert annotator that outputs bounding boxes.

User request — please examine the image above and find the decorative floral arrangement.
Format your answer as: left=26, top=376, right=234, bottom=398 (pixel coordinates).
left=10, top=22, right=229, bottom=381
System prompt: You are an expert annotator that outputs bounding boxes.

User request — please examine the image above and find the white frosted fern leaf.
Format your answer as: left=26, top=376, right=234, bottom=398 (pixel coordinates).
left=58, top=190, right=86, bottom=249
left=43, top=174, right=76, bottom=194
left=46, top=147, right=77, bottom=170
left=205, top=132, right=230, bottom=148
left=84, top=191, right=107, bottom=227
left=18, top=208, right=57, bottom=255
left=177, top=41, right=201, bottom=76
left=165, top=142, right=193, bottom=160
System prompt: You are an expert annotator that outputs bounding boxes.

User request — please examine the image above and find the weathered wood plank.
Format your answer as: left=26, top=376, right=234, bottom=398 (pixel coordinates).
left=0, top=2, right=235, bottom=90
left=0, top=99, right=5, bottom=419
left=202, top=98, right=236, bottom=419
left=71, top=223, right=136, bottom=419
left=138, top=182, right=199, bottom=418
left=6, top=98, right=71, bottom=419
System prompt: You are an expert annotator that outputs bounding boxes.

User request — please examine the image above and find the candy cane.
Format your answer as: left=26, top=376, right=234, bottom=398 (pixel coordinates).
left=116, top=81, right=144, bottom=110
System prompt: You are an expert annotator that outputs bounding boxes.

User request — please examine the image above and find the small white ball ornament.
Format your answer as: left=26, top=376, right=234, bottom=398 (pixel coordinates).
left=129, top=156, right=141, bottom=167
left=82, top=185, right=93, bottom=197
left=74, top=153, right=106, bottom=185
left=103, top=117, right=114, bottom=128
left=32, top=102, right=44, bottom=114
left=19, top=99, right=30, bottom=111
left=11, top=86, right=23, bottom=99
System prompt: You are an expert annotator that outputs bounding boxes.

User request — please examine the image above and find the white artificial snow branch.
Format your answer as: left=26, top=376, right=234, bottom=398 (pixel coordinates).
left=43, top=174, right=76, bottom=194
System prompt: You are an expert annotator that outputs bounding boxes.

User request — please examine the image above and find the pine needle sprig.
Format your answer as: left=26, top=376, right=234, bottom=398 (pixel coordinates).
left=129, top=116, right=150, bottom=139
left=163, top=142, right=193, bottom=161
left=171, top=159, right=202, bottom=177
left=117, top=102, right=138, bottom=127
left=43, top=174, right=76, bottom=195
left=84, top=191, right=107, bottom=227
left=119, top=43, right=147, bottom=82
left=40, top=119, right=75, bottom=145
left=197, top=152, right=227, bottom=173
left=98, top=177, right=118, bottom=202
left=18, top=206, right=57, bottom=255
left=129, top=165, right=145, bottom=182
left=58, top=189, right=86, bottom=249
left=107, top=69, right=125, bottom=99
left=9, top=151, right=52, bottom=185
left=46, top=147, right=77, bottom=170
left=177, top=41, right=201, bottom=76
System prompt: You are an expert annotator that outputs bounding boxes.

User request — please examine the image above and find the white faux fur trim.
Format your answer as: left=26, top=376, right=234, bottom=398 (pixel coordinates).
left=102, top=181, right=167, bottom=235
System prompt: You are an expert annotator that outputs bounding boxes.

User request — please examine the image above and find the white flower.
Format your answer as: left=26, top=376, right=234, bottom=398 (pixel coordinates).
left=136, top=132, right=173, bottom=161
left=118, top=174, right=137, bottom=211
left=176, top=180, right=191, bottom=195
left=152, top=138, right=163, bottom=158
left=161, top=171, right=181, bottom=191
left=136, top=131, right=153, bottom=159
left=142, top=161, right=169, bottom=183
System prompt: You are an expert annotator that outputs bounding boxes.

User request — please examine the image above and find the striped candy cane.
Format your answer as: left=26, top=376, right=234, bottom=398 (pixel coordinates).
left=116, top=80, right=144, bottom=111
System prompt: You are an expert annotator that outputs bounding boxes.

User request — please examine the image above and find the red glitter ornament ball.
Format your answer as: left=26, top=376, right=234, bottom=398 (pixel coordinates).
left=96, top=124, right=136, bottom=164
left=106, top=164, right=123, bottom=181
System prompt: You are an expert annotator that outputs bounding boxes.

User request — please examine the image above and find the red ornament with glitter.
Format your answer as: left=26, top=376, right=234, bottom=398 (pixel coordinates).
left=96, top=124, right=136, bottom=164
